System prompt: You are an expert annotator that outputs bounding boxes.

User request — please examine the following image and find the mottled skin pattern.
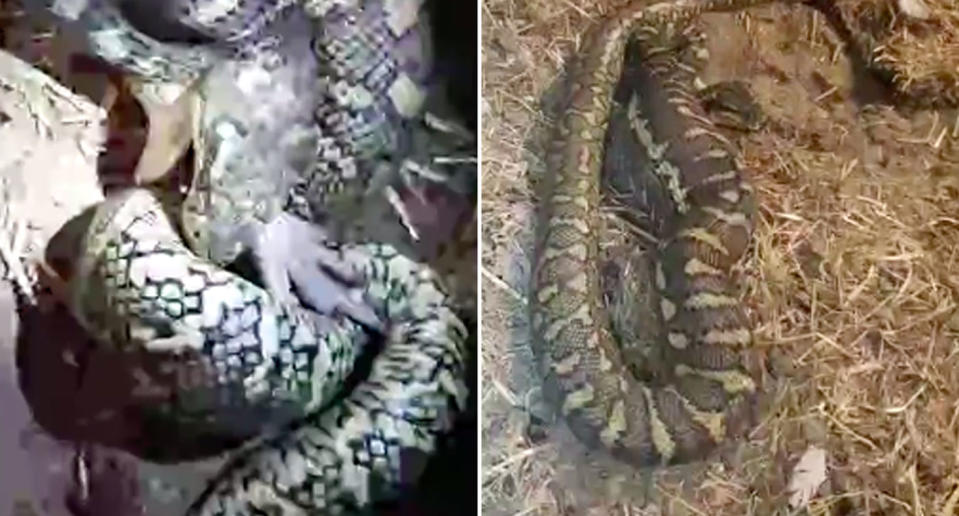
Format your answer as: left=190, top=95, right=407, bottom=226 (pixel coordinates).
left=67, top=189, right=468, bottom=514
left=296, top=0, right=433, bottom=221
left=530, top=0, right=780, bottom=468
left=58, top=0, right=224, bottom=82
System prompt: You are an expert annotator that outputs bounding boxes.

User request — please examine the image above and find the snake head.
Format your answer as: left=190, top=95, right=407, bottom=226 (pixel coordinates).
left=699, top=80, right=767, bottom=132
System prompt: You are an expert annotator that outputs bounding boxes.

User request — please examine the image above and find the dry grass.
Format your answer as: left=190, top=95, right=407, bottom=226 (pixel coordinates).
left=839, top=0, right=959, bottom=101
left=482, top=0, right=959, bottom=514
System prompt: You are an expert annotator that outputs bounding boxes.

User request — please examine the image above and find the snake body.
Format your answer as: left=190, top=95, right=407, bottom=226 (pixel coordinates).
left=296, top=0, right=433, bottom=219
left=64, top=187, right=468, bottom=514
left=531, top=0, right=959, bottom=469
left=530, top=0, right=775, bottom=467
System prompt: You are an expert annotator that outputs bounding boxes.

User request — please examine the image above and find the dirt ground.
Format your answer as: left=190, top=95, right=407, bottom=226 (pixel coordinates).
left=482, top=1, right=959, bottom=515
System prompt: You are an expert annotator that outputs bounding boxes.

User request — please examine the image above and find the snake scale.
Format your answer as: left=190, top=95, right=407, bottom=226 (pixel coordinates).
left=31, top=0, right=470, bottom=514
left=533, top=0, right=959, bottom=469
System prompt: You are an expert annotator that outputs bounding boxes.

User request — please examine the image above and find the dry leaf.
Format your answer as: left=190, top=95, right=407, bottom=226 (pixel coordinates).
left=787, top=446, right=827, bottom=509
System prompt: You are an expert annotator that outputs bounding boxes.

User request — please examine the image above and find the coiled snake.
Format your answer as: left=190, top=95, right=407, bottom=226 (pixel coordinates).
left=530, top=0, right=780, bottom=468
left=532, top=0, right=959, bottom=469
left=61, top=188, right=467, bottom=515
left=34, top=0, right=470, bottom=514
